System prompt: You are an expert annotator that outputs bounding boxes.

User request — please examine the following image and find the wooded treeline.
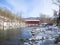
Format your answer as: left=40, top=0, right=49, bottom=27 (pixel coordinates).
left=0, top=7, right=23, bottom=22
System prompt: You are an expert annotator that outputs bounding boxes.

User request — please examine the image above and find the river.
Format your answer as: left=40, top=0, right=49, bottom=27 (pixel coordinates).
left=0, top=27, right=32, bottom=45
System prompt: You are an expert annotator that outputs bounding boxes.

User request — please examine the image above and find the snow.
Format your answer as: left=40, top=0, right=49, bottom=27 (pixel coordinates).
left=25, top=26, right=60, bottom=45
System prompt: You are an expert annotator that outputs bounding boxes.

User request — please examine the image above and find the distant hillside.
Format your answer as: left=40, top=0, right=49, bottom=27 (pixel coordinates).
left=0, top=7, right=23, bottom=22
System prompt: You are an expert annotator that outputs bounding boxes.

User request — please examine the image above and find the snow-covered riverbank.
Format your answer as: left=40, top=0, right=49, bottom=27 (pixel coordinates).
left=0, top=21, right=25, bottom=30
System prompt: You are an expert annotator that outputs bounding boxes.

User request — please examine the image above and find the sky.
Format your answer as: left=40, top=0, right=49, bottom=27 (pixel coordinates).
left=0, top=0, right=59, bottom=18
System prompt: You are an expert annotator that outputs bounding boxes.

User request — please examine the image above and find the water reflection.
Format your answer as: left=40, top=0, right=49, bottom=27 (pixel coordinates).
left=20, top=27, right=32, bottom=39
left=0, top=27, right=32, bottom=45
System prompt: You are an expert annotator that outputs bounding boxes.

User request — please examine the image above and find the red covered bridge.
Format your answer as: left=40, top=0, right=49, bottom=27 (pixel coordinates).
left=24, top=18, right=40, bottom=26
left=25, top=21, right=40, bottom=24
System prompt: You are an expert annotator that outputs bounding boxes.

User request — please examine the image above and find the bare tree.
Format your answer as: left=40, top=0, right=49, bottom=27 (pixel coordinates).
left=40, top=14, right=52, bottom=23
left=52, top=0, right=60, bottom=25
left=53, top=10, right=58, bottom=24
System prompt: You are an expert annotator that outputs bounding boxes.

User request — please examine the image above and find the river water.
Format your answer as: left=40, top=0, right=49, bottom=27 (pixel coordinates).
left=0, top=27, right=32, bottom=45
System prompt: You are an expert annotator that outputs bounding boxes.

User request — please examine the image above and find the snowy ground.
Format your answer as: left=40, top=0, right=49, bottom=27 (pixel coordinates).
left=24, top=26, right=60, bottom=45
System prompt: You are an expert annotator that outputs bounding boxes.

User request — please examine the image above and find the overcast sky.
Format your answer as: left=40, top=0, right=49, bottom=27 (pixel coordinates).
left=0, top=0, right=59, bottom=18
